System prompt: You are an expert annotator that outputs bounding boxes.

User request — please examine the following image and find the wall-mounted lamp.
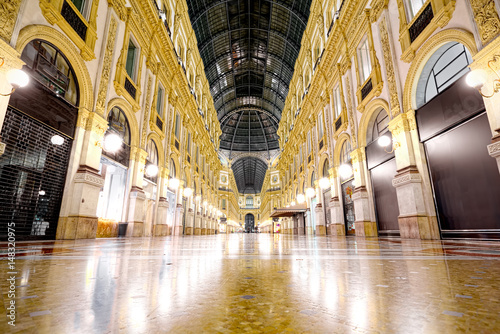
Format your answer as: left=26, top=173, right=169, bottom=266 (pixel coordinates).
left=296, top=194, right=305, bottom=204
left=305, top=187, right=316, bottom=198
left=339, top=164, right=354, bottom=179
left=466, top=56, right=500, bottom=98
left=145, top=164, right=159, bottom=177
left=0, top=58, right=29, bottom=96
left=51, top=134, right=65, bottom=146
left=290, top=201, right=296, bottom=206
left=377, top=135, right=400, bottom=154
left=319, top=177, right=330, bottom=189
left=169, top=178, right=180, bottom=189
left=183, top=187, right=193, bottom=197
left=195, top=194, right=201, bottom=202
left=102, top=133, right=122, bottom=153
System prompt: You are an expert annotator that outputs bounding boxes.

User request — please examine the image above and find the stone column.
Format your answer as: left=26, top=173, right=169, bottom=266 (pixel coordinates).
left=173, top=203, right=184, bottom=236
left=314, top=204, right=326, bottom=235
left=58, top=111, right=107, bottom=239
left=154, top=167, right=169, bottom=236
left=201, top=214, right=207, bottom=235
left=297, top=213, right=305, bottom=235
left=126, top=147, right=148, bottom=237
left=185, top=208, right=195, bottom=235
left=328, top=167, right=345, bottom=236
left=389, top=112, right=439, bottom=239
left=351, top=148, right=377, bottom=237
left=194, top=207, right=202, bottom=235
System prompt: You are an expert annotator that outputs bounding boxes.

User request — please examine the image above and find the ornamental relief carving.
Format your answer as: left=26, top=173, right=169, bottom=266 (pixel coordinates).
left=0, top=0, right=21, bottom=42
left=140, top=75, right=153, bottom=148
left=95, top=18, right=118, bottom=117
left=379, top=18, right=401, bottom=117
left=345, top=75, right=358, bottom=148
left=487, top=141, right=500, bottom=157
left=470, top=0, right=500, bottom=45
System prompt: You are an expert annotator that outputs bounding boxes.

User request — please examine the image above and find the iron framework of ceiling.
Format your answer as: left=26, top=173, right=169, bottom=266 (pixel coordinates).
left=186, top=0, right=312, bottom=193
left=231, top=157, right=269, bottom=194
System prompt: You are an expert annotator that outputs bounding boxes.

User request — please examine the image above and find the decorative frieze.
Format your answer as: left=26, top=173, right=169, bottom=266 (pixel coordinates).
left=0, top=0, right=22, bottom=42
left=487, top=141, right=500, bottom=158
left=392, top=166, right=422, bottom=187
left=74, top=167, right=105, bottom=187
left=469, top=0, right=500, bottom=45
left=95, top=17, right=118, bottom=117
left=379, top=17, right=401, bottom=117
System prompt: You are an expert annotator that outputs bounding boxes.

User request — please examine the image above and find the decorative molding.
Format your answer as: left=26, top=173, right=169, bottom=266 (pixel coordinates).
left=74, top=170, right=105, bottom=187
left=379, top=17, right=402, bottom=117
left=487, top=141, right=500, bottom=158
left=95, top=17, right=118, bottom=117
left=469, top=0, right=500, bottom=45
left=140, top=75, right=153, bottom=148
left=0, top=0, right=22, bottom=43
left=345, top=74, right=358, bottom=148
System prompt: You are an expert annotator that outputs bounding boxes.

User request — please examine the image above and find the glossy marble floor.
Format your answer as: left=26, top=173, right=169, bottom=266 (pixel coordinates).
left=1, top=234, right=500, bottom=333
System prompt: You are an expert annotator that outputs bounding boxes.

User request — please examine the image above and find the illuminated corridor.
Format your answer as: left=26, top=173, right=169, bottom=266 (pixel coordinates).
left=1, top=234, right=500, bottom=332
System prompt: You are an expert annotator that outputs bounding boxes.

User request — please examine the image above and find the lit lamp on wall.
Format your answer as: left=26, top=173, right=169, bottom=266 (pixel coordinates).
left=296, top=194, right=305, bottom=204
left=319, top=177, right=330, bottom=190
left=466, top=56, right=500, bottom=98
left=183, top=187, right=193, bottom=197
left=168, top=178, right=180, bottom=189
left=145, top=164, right=159, bottom=177
left=305, top=187, right=316, bottom=198
left=103, top=133, right=122, bottom=153
left=290, top=200, right=296, bottom=206
left=195, top=194, right=201, bottom=202
left=338, top=164, right=353, bottom=179
left=0, top=58, right=30, bottom=96
left=377, top=135, right=400, bottom=154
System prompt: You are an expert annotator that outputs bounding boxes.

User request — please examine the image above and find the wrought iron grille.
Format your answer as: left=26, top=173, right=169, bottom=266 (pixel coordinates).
left=61, top=0, right=87, bottom=40
left=409, top=4, right=434, bottom=43
left=335, top=117, right=343, bottom=132
left=0, top=107, right=72, bottom=240
left=124, top=77, right=137, bottom=99
left=361, top=78, right=373, bottom=100
left=156, top=116, right=163, bottom=129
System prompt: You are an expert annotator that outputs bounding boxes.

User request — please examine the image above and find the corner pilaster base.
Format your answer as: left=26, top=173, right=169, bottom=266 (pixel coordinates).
left=173, top=225, right=183, bottom=236
left=328, top=223, right=345, bottom=236
left=354, top=221, right=378, bottom=237
left=56, top=216, right=98, bottom=239
left=315, top=225, right=326, bottom=236
left=201, top=228, right=207, bottom=235
left=194, top=228, right=201, bottom=235
left=185, top=227, right=193, bottom=235
left=399, top=215, right=439, bottom=239
left=153, top=224, right=169, bottom=236
left=127, top=222, right=144, bottom=237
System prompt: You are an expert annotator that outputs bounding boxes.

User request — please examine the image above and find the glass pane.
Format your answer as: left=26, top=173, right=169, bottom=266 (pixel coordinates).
left=156, top=86, right=164, bottom=116
left=71, top=0, right=85, bottom=13
left=125, top=40, right=137, bottom=81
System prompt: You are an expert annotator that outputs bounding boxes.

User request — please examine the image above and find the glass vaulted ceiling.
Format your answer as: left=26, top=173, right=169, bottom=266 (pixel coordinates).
left=186, top=0, right=312, bottom=193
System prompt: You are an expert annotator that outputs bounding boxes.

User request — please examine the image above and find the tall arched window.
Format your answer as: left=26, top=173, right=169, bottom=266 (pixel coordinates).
left=340, top=140, right=352, bottom=182
left=104, top=107, right=131, bottom=166
left=322, top=159, right=330, bottom=178
left=169, top=158, right=176, bottom=178
left=370, top=110, right=389, bottom=143
left=145, top=139, right=159, bottom=183
left=416, top=42, right=472, bottom=108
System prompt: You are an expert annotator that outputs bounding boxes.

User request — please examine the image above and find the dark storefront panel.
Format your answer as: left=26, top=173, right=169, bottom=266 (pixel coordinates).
left=424, top=113, right=500, bottom=239
left=0, top=107, right=72, bottom=240
left=370, top=158, right=400, bottom=235
left=323, top=189, right=331, bottom=234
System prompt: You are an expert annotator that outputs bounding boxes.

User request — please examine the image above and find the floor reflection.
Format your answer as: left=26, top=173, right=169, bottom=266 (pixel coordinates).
left=1, top=234, right=499, bottom=333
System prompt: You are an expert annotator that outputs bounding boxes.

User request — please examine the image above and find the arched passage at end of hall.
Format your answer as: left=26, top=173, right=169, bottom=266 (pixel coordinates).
left=245, top=214, right=255, bottom=233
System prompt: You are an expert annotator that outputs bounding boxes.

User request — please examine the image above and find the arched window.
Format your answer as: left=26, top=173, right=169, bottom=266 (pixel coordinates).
left=21, top=40, right=80, bottom=105
left=169, top=158, right=176, bottom=178
left=246, top=196, right=254, bottom=207
left=104, top=107, right=131, bottom=167
left=310, top=172, right=316, bottom=187
left=340, top=140, right=352, bottom=165
left=370, top=110, right=389, bottom=143
left=146, top=139, right=158, bottom=165
left=322, top=159, right=330, bottom=178
left=416, top=42, right=472, bottom=108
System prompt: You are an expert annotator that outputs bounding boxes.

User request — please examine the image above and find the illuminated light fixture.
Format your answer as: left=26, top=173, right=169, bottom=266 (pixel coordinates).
left=103, top=133, right=122, bottom=153
left=39, top=190, right=46, bottom=196
left=0, top=58, right=30, bottom=96
left=145, top=164, right=158, bottom=177
left=319, top=177, right=330, bottom=189
left=306, top=187, right=316, bottom=198
left=169, top=178, right=180, bottom=189
left=339, top=164, right=353, bottom=179
left=377, top=135, right=400, bottom=154
left=195, top=195, right=201, bottom=202
left=183, top=187, right=193, bottom=197
left=290, top=201, right=296, bottom=206
left=51, top=134, right=64, bottom=145
left=209, top=204, right=213, bottom=209
left=203, top=200, right=208, bottom=206
left=296, top=194, right=305, bottom=204
left=466, top=56, right=500, bottom=98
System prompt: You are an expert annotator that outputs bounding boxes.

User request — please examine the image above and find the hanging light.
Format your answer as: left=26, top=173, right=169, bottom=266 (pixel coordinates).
left=306, top=187, right=316, bottom=198
left=319, top=177, right=330, bottom=189
left=377, top=135, right=391, bottom=148
left=145, top=164, right=158, bottom=177
left=466, top=69, right=488, bottom=89
left=103, top=133, right=122, bottom=153
left=169, top=178, right=180, bottom=189
left=339, top=164, right=353, bottom=179
left=195, top=195, right=201, bottom=202
left=296, top=194, right=305, bottom=204
left=183, top=187, right=193, bottom=197
left=203, top=200, right=207, bottom=207
left=50, top=134, right=64, bottom=145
